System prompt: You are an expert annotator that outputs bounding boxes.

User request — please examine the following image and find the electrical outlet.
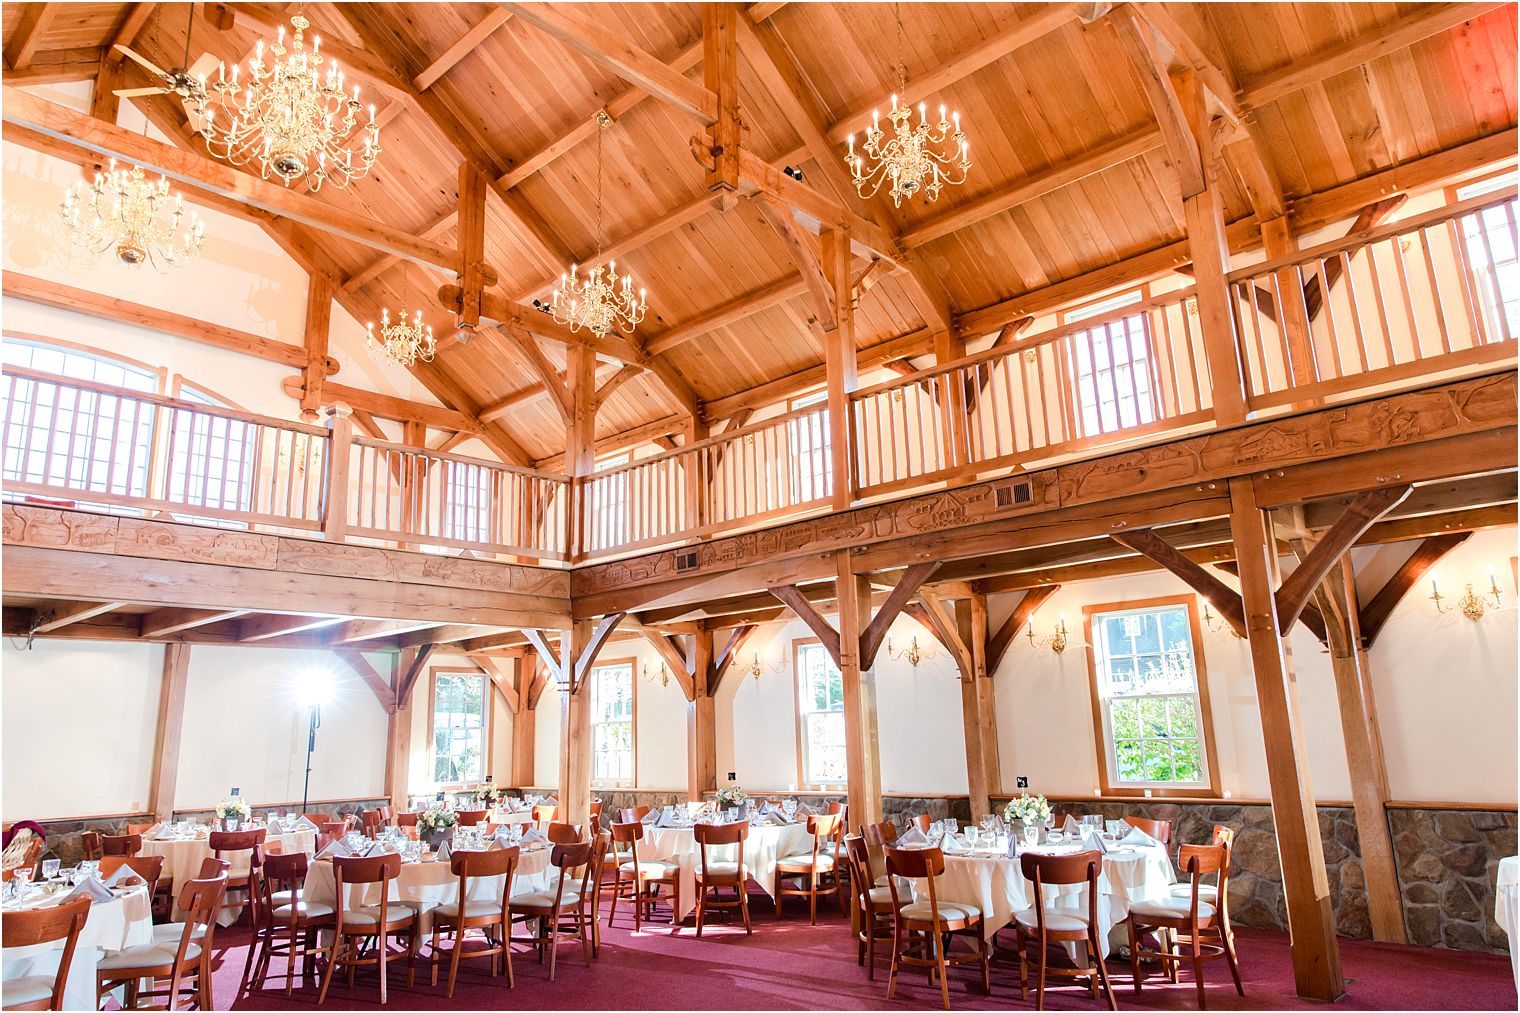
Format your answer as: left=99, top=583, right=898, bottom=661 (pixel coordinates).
left=1016, top=776, right=1029, bottom=789
left=727, top=772, right=736, bottom=781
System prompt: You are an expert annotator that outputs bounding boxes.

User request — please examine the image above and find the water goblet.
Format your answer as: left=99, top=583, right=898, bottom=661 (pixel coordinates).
left=1022, top=825, right=1039, bottom=849
left=964, top=826, right=980, bottom=849
left=40, top=859, right=60, bottom=882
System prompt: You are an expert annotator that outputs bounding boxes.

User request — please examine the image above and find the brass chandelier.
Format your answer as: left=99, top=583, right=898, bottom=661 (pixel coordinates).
left=60, top=158, right=205, bottom=270
left=550, top=113, right=647, bottom=339
left=367, top=307, right=435, bottom=367
left=845, top=2, right=970, bottom=207
left=195, top=8, right=380, bottom=190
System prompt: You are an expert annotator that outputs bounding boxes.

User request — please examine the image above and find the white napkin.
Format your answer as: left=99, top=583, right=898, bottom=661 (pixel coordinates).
left=896, top=826, right=930, bottom=849
left=142, top=823, right=163, bottom=840
left=795, top=803, right=816, bottom=818
left=436, top=841, right=451, bottom=862
left=641, top=808, right=660, bottom=825
left=1120, top=825, right=1160, bottom=848
left=293, top=816, right=319, bottom=832
left=101, top=865, right=141, bottom=888
left=316, top=839, right=351, bottom=860
left=940, top=833, right=966, bottom=853
left=1060, top=815, right=1081, bottom=834
left=766, top=811, right=788, bottom=826
left=518, top=828, right=547, bottom=849
left=66, top=877, right=114, bottom=903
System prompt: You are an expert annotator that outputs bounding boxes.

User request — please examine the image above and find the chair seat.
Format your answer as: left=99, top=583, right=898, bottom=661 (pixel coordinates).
left=339, top=903, right=417, bottom=928
left=1167, top=883, right=1219, bottom=902
left=898, top=900, right=980, bottom=924
left=272, top=900, right=336, bottom=921
left=150, top=923, right=207, bottom=945
left=98, top=941, right=202, bottom=972
left=1014, top=905, right=1092, bottom=933
left=269, top=889, right=297, bottom=907
left=512, top=888, right=582, bottom=910
left=695, top=861, right=749, bottom=879
left=619, top=859, right=675, bottom=877
left=3, top=974, right=54, bottom=1005
left=1130, top=896, right=1217, bottom=922
left=434, top=898, right=506, bottom=920
left=865, top=885, right=900, bottom=907
left=777, top=852, right=836, bottom=871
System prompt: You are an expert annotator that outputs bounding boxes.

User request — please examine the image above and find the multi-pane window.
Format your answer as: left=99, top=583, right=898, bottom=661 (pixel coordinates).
left=590, top=661, right=634, bottom=786
left=2, top=339, right=157, bottom=499
left=1088, top=601, right=1211, bottom=790
left=446, top=460, right=495, bottom=545
left=795, top=641, right=845, bottom=785
left=787, top=389, right=831, bottom=504
left=594, top=452, right=630, bottom=549
left=432, top=671, right=486, bottom=785
left=1064, top=291, right=1157, bottom=438
left=1456, top=173, right=1519, bottom=343
left=168, top=384, right=256, bottom=512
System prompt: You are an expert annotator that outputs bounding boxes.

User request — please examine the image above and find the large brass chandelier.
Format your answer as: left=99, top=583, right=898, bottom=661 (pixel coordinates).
left=550, top=113, right=647, bottom=339
left=60, top=158, right=205, bottom=269
left=194, top=9, right=380, bottom=190
left=845, top=2, right=970, bottom=208
left=367, top=307, right=435, bottom=367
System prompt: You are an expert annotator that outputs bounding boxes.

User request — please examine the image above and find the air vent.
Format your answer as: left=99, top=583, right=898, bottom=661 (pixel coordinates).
left=994, top=479, right=1033, bottom=509
left=674, top=549, right=700, bottom=572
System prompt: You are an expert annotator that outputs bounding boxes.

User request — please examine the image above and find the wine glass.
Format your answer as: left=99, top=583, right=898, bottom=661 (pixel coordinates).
left=782, top=798, right=798, bottom=821
left=965, top=825, right=980, bottom=849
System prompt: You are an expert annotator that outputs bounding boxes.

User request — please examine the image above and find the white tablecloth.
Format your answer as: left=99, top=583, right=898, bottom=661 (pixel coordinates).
left=1496, top=855, right=1519, bottom=986
left=487, top=809, right=536, bottom=826
left=639, top=822, right=814, bottom=921
left=907, top=841, right=1175, bottom=960
left=2, top=884, right=153, bottom=1009
left=144, top=828, right=317, bottom=925
left=302, top=847, right=553, bottom=935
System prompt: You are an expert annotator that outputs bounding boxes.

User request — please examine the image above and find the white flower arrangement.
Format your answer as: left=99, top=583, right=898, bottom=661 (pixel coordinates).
left=715, top=786, right=748, bottom=806
left=418, top=805, right=457, bottom=833
left=1002, top=793, right=1052, bottom=827
left=214, top=796, right=251, bottom=820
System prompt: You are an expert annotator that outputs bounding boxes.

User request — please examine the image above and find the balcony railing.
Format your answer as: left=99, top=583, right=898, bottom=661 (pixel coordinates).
left=3, top=192, right=1514, bottom=563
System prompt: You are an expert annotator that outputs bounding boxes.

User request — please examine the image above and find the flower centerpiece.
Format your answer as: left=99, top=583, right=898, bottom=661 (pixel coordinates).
left=715, top=785, right=748, bottom=816
left=214, top=796, right=251, bottom=832
left=418, top=805, right=457, bottom=850
left=1002, top=793, right=1052, bottom=845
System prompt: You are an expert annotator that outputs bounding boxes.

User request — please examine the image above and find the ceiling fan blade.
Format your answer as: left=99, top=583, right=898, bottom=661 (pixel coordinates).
left=181, top=98, right=203, bottom=133
left=113, top=45, right=169, bottom=79
left=188, top=52, right=219, bottom=79
left=113, top=87, right=169, bottom=98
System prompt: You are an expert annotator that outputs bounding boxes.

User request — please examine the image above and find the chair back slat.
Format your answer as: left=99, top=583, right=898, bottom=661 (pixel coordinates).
left=619, top=806, right=651, bottom=823
left=1122, top=816, right=1173, bottom=846
left=547, top=822, right=584, bottom=844
left=98, top=855, right=164, bottom=895
left=456, top=809, right=489, bottom=827
left=101, top=832, right=142, bottom=857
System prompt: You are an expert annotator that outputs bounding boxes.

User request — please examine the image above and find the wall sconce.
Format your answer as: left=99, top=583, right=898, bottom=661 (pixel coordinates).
left=1201, top=602, right=1245, bottom=638
left=1431, top=569, right=1502, bottom=622
left=739, top=649, right=786, bottom=681
left=641, top=661, right=670, bottom=688
left=886, top=634, right=937, bottom=668
left=1027, top=615, right=1069, bottom=654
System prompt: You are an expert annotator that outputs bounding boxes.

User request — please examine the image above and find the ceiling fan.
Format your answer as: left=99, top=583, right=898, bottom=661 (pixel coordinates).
left=110, top=3, right=216, bottom=117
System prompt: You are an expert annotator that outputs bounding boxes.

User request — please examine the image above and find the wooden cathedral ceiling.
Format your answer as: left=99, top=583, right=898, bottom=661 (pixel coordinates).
left=3, top=2, right=1516, bottom=464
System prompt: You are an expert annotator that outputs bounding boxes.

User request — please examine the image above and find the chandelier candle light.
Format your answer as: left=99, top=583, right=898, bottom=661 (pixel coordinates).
left=845, top=2, right=971, bottom=207
left=550, top=112, right=647, bottom=339
left=61, top=159, right=205, bottom=269
left=195, top=9, right=380, bottom=190
left=367, top=307, right=436, bottom=367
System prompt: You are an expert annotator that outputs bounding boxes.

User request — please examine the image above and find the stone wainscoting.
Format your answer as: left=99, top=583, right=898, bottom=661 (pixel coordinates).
left=989, top=797, right=1515, bottom=956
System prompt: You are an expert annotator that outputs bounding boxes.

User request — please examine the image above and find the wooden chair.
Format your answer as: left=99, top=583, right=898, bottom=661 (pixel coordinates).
left=531, top=804, right=558, bottom=823
left=100, top=832, right=142, bottom=857
left=547, top=822, right=584, bottom=844
left=910, top=814, right=933, bottom=833
left=863, top=820, right=899, bottom=847
left=78, top=831, right=102, bottom=861
left=774, top=812, right=846, bottom=923
left=360, top=809, right=385, bottom=837
left=306, top=812, right=337, bottom=828
left=1168, top=825, right=1233, bottom=904
left=125, top=822, right=156, bottom=837
left=318, top=853, right=421, bottom=1005
left=243, top=851, right=334, bottom=998
left=1013, top=850, right=1116, bottom=1010
left=618, top=806, right=651, bottom=823
left=2, top=895, right=91, bottom=1011
left=97, top=870, right=226, bottom=1011
left=844, top=834, right=903, bottom=980
left=589, top=800, right=604, bottom=827
left=396, top=811, right=420, bottom=828
left=1121, top=815, right=1172, bottom=847
left=882, top=846, right=990, bottom=1010
left=429, top=846, right=518, bottom=997
left=455, top=809, right=489, bottom=827
left=586, top=830, right=611, bottom=957
left=692, top=821, right=752, bottom=937
left=318, top=822, right=347, bottom=847
left=1127, top=841, right=1243, bottom=1009
left=98, top=855, right=164, bottom=896
left=510, top=840, right=594, bottom=980
left=210, top=827, right=266, bottom=925
left=607, top=821, right=679, bottom=933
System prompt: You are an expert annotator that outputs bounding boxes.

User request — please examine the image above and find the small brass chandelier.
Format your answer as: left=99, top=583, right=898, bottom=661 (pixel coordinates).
left=195, top=7, right=380, bottom=190
left=845, top=2, right=970, bottom=208
left=550, top=113, right=647, bottom=338
left=366, top=307, right=435, bottom=367
left=886, top=634, right=937, bottom=669
left=1028, top=616, right=1070, bottom=655
left=1431, top=569, right=1503, bottom=622
left=60, top=158, right=205, bottom=269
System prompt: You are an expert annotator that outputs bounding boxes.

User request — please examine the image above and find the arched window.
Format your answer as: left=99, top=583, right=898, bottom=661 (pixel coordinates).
left=168, top=379, right=257, bottom=515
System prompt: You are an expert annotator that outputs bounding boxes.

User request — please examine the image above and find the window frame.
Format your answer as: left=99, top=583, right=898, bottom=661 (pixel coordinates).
left=588, top=656, right=637, bottom=789
left=1446, top=171, right=1519, bottom=345
left=427, top=666, right=492, bottom=788
left=1081, top=594, right=1221, bottom=799
left=791, top=637, right=847, bottom=789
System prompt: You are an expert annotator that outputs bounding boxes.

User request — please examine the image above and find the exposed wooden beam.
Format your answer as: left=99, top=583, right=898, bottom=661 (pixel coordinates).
left=397, top=643, right=438, bottom=709
left=147, top=642, right=190, bottom=822
left=336, top=651, right=398, bottom=712
left=279, top=376, right=480, bottom=435
left=4, top=4, right=56, bottom=71
left=703, top=2, right=740, bottom=194
left=236, top=613, right=349, bottom=643
left=327, top=618, right=443, bottom=645
left=754, top=197, right=834, bottom=326
left=747, top=2, right=788, bottom=21
left=986, top=586, right=1060, bottom=672
left=859, top=562, right=941, bottom=668
left=139, top=607, right=247, bottom=639
left=594, top=365, right=641, bottom=408
left=1276, top=486, right=1413, bottom=634
left=414, top=9, right=512, bottom=90
left=768, top=583, right=842, bottom=666
left=913, top=587, right=974, bottom=680
left=645, top=273, right=807, bottom=356
left=31, top=600, right=124, bottom=634
left=709, top=623, right=757, bottom=696
left=638, top=627, right=696, bottom=701
left=1111, top=5, right=1204, bottom=198
left=1112, top=529, right=1248, bottom=637
left=108, top=4, right=158, bottom=58
left=1359, top=532, right=1472, bottom=648
left=498, top=327, right=572, bottom=425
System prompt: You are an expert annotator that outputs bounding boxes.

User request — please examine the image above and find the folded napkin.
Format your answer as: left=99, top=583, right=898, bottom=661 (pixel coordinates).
left=1085, top=828, right=1110, bottom=854
left=435, top=841, right=451, bottom=862
left=795, top=803, right=816, bottom=818
left=1060, top=815, right=1081, bottom=834
left=101, top=865, right=142, bottom=888
left=765, top=811, right=789, bottom=826
left=292, top=816, right=319, bottom=832
left=1119, top=825, right=1160, bottom=848
left=316, top=839, right=352, bottom=860
left=518, top=828, right=547, bottom=849
left=641, top=808, right=660, bottom=825
left=66, top=877, right=115, bottom=903
left=146, top=824, right=168, bottom=840
left=896, top=827, right=930, bottom=849
left=940, top=833, right=966, bottom=853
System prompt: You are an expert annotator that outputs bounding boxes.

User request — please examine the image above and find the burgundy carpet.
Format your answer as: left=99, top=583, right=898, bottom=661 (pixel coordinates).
left=204, top=896, right=1514, bottom=1011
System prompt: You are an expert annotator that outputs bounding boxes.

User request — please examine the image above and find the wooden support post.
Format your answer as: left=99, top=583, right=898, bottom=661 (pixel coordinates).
left=1316, top=557, right=1408, bottom=944
left=820, top=226, right=857, bottom=510
left=954, top=596, right=995, bottom=818
left=397, top=419, right=427, bottom=550
left=512, top=653, right=538, bottom=787
left=687, top=630, right=717, bottom=802
left=148, top=643, right=190, bottom=822
left=457, top=163, right=488, bottom=340
left=321, top=403, right=354, bottom=542
left=299, top=274, right=334, bottom=421
left=1227, top=476, right=1344, bottom=1001
left=702, top=2, right=740, bottom=195
left=385, top=653, right=411, bottom=812
left=836, top=552, right=882, bottom=827
left=935, top=330, right=971, bottom=474
left=567, top=344, right=598, bottom=559
left=685, top=415, right=709, bottom=534
left=558, top=619, right=594, bottom=824
left=1260, top=215, right=1318, bottom=406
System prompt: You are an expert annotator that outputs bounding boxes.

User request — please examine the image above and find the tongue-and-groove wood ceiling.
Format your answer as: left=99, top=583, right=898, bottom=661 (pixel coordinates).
left=3, top=2, right=1516, bottom=464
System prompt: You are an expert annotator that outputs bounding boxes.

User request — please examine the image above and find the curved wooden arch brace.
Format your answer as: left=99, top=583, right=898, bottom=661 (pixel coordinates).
left=1358, top=532, right=1471, bottom=648
left=1111, top=529, right=1248, bottom=638
left=638, top=627, right=696, bottom=702
left=710, top=624, right=758, bottom=697
left=859, top=562, right=942, bottom=669
left=987, top=585, right=1061, bottom=672
left=1276, top=486, right=1412, bottom=634
left=767, top=584, right=841, bottom=667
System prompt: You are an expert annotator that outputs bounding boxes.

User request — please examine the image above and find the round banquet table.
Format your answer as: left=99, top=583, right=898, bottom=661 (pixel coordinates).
left=143, top=827, right=318, bottom=925
left=1, top=883, right=153, bottom=1010
left=302, top=846, right=554, bottom=935
left=903, top=840, right=1176, bottom=960
left=639, top=821, right=814, bottom=921
left=1496, top=855, right=1519, bottom=987
left=486, top=809, right=537, bottom=826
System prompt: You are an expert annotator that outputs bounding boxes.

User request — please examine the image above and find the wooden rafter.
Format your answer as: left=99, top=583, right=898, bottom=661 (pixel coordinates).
left=499, top=327, right=572, bottom=424
left=139, top=607, right=247, bottom=638
left=1110, top=6, right=1204, bottom=199
left=414, top=9, right=513, bottom=91
left=1275, top=486, right=1413, bottom=633
left=4, top=3, right=56, bottom=71
left=1111, top=529, right=1248, bottom=637
left=859, top=562, right=941, bottom=668
left=30, top=600, right=124, bottom=634
left=767, top=584, right=841, bottom=666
